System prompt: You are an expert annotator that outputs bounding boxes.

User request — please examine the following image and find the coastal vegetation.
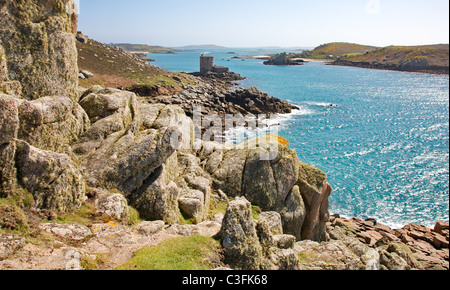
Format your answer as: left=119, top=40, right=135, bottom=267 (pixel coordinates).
left=112, top=43, right=177, bottom=54
left=333, top=44, right=450, bottom=74
left=305, top=42, right=377, bottom=59
left=262, top=42, right=377, bottom=65
left=114, top=235, right=223, bottom=270
left=262, top=42, right=449, bottom=74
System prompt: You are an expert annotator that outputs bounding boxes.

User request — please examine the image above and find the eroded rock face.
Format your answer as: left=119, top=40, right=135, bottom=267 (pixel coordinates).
left=297, top=161, right=333, bottom=241
left=18, top=96, right=89, bottom=153
left=328, top=216, right=449, bottom=270
left=0, top=95, right=19, bottom=195
left=72, top=87, right=212, bottom=223
left=205, top=134, right=332, bottom=242
left=0, top=0, right=79, bottom=100
left=129, top=153, right=181, bottom=223
left=220, top=197, right=264, bottom=270
left=15, top=141, right=85, bottom=212
left=0, top=95, right=86, bottom=210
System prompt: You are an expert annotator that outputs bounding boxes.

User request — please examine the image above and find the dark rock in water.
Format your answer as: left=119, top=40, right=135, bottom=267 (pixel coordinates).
left=264, top=52, right=305, bottom=66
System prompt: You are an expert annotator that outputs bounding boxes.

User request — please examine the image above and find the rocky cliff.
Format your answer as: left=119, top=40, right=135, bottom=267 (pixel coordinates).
left=0, top=0, right=448, bottom=270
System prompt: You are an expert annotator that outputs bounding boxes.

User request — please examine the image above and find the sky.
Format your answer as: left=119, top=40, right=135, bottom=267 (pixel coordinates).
left=77, top=0, right=450, bottom=48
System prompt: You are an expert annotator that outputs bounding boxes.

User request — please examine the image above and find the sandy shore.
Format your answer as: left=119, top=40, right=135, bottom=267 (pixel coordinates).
left=242, top=55, right=271, bottom=60
left=294, top=58, right=333, bottom=63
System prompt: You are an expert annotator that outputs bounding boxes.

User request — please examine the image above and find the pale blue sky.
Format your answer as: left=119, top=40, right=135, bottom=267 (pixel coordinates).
left=78, top=0, right=449, bottom=48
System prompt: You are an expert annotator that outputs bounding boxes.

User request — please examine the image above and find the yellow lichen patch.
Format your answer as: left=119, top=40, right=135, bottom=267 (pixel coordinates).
left=265, top=133, right=289, bottom=147
left=107, top=221, right=117, bottom=227
left=277, top=135, right=289, bottom=147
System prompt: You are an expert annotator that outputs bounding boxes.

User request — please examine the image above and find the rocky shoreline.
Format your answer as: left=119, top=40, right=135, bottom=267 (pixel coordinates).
left=331, top=59, right=450, bottom=75
left=0, top=0, right=448, bottom=271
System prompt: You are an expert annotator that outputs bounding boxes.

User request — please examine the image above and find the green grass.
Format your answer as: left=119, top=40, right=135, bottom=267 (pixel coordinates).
left=114, top=235, right=223, bottom=270
left=252, top=205, right=262, bottom=220
left=208, top=198, right=228, bottom=218
left=208, top=198, right=261, bottom=221
left=127, top=206, right=142, bottom=226
left=55, top=201, right=111, bottom=226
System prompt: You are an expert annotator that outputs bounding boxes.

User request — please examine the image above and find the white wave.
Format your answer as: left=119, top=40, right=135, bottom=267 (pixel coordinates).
left=427, top=122, right=449, bottom=131
left=301, top=101, right=340, bottom=108
left=344, top=148, right=375, bottom=158
left=222, top=104, right=314, bottom=144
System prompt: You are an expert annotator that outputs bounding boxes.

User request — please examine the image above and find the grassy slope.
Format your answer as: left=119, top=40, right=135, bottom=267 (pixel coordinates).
left=310, top=42, right=377, bottom=59
left=114, top=235, right=223, bottom=270
left=341, top=44, right=449, bottom=66
left=112, top=43, right=176, bottom=53
left=77, top=38, right=196, bottom=90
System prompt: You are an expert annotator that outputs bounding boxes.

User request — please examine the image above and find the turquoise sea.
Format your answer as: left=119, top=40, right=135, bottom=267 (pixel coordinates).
left=149, top=48, right=449, bottom=228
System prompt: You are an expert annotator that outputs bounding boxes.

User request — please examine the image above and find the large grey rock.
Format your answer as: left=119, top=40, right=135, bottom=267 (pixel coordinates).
left=74, top=89, right=207, bottom=223
left=0, top=142, right=17, bottom=196
left=258, top=212, right=283, bottom=236
left=269, top=248, right=300, bottom=270
left=0, top=94, right=20, bottom=144
left=129, top=152, right=181, bottom=223
left=380, top=251, right=410, bottom=270
left=294, top=239, right=366, bottom=270
left=95, top=191, right=129, bottom=223
left=0, top=95, right=20, bottom=196
left=206, top=134, right=330, bottom=242
left=0, top=0, right=79, bottom=100
left=74, top=89, right=191, bottom=196
left=178, top=189, right=205, bottom=221
left=220, top=197, right=264, bottom=270
left=15, top=141, right=85, bottom=212
left=40, top=222, right=91, bottom=241
left=18, top=96, right=89, bottom=153
left=211, top=149, right=249, bottom=198
left=0, top=44, right=7, bottom=82
left=134, top=220, right=165, bottom=236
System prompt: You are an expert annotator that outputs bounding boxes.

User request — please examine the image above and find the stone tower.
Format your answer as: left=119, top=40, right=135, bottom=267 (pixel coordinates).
left=200, top=55, right=214, bottom=75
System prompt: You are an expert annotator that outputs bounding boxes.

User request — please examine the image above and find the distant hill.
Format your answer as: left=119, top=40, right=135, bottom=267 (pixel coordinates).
left=309, top=42, right=377, bottom=59
left=77, top=38, right=193, bottom=89
left=112, top=43, right=177, bottom=54
left=333, top=44, right=449, bottom=74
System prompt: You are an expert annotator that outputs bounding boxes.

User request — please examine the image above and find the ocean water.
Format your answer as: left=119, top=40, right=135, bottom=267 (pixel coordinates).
left=149, top=48, right=449, bottom=228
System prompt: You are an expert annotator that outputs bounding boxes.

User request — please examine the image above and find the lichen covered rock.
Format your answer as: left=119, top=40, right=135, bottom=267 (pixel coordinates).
left=206, top=134, right=331, bottom=242
left=0, top=0, right=79, bottom=100
left=220, top=197, right=264, bottom=270
left=18, top=96, right=89, bottom=153
left=95, top=191, right=129, bottom=223
left=14, top=141, right=85, bottom=212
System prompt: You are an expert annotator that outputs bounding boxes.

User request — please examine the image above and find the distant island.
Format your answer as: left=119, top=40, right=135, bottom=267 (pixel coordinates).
left=259, top=42, right=449, bottom=74
left=176, top=44, right=227, bottom=49
left=332, top=44, right=449, bottom=74
left=112, top=43, right=178, bottom=54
